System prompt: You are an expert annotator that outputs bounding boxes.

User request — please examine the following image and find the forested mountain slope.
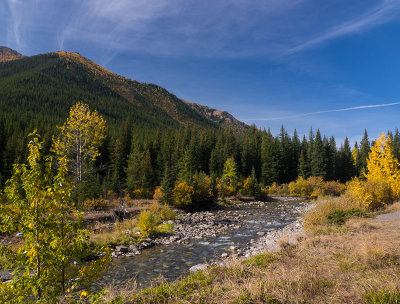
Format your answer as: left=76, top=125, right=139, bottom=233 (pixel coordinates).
left=0, top=48, right=247, bottom=182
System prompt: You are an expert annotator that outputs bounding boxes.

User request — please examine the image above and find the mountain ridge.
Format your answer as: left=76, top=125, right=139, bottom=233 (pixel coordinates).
left=0, top=48, right=247, bottom=132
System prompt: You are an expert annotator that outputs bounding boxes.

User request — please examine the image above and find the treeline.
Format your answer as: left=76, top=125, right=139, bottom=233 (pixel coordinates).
left=96, top=125, right=386, bottom=200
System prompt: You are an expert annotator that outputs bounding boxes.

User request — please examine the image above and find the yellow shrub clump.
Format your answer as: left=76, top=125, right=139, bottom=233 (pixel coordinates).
left=173, top=181, right=194, bottom=208
left=287, top=177, right=345, bottom=199
left=137, top=210, right=157, bottom=237
left=346, top=178, right=393, bottom=210
left=153, top=187, right=164, bottom=200
left=83, top=198, right=109, bottom=211
left=159, top=204, right=176, bottom=222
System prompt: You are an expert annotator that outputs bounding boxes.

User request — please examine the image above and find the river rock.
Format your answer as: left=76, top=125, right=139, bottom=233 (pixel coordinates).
left=221, top=253, right=229, bottom=258
left=116, top=245, right=129, bottom=253
left=189, top=263, right=208, bottom=273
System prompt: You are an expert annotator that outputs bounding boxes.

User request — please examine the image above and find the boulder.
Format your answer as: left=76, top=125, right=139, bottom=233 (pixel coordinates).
left=115, top=245, right=129, bottom=253
left=189, top=263, right=208, bottom=273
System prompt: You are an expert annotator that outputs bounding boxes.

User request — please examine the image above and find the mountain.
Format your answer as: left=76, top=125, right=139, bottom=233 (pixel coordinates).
left=0, top=46, right=24, bottom=62
left=185, top=101, right=248, bottom=133
left=0, top=48, right=247, bottom=133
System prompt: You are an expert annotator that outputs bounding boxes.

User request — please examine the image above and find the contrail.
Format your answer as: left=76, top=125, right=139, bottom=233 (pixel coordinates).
left=243, top=102, right=400, bottom=122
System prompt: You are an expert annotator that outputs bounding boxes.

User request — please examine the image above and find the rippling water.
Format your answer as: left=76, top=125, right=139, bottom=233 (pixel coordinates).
left=98, top=198, right=307, bottom=289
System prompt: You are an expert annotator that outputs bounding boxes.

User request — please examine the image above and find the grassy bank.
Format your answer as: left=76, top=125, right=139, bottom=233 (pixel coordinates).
left=94, top=199, right=400, bottom=304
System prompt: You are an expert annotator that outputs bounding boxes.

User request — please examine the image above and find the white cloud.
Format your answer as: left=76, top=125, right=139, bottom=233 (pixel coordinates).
left=243, top=102, right=400, bottom=122
left=285, top=0, right=400, bottom=55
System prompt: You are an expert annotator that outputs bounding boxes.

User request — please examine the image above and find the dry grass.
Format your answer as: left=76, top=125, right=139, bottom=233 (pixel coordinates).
left=303, top=194, right=365, bottom=231
left=102, top=204, right=400, bottom=304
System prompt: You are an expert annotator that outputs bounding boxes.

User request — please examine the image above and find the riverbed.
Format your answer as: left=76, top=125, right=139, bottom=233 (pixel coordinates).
left=98, top=197, right=309, bottom=289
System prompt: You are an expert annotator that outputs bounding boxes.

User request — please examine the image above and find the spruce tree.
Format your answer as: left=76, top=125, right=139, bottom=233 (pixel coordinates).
left=311, top=129, right=327, bottom=179
left=360, top=129, right=371, bottom=174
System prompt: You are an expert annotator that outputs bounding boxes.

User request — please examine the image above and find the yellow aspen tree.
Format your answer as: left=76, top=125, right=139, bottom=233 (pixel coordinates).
left=365, top=133, right=400, bottom=198
left=52, top=102, right=106, bottom=191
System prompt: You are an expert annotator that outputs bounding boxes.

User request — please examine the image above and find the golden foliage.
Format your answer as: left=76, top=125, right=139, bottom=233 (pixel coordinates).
left=365, top=133, right=400, bottom=199
left=346, top=178, right=393, bottom=210
left=83, top=198, right=109, bottom=211
left=52, top=101, right=106, bottom=183
left=287, top=177, right=346, bottom=198
left=137, top=210, right=157, bottom=237
left=173, top=181, right=194, bottom=207
left=153, top=186, right=164, bottom=200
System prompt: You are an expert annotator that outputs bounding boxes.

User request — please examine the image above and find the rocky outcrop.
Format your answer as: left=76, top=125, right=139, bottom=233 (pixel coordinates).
left=0, top=47, right=24, bottom=62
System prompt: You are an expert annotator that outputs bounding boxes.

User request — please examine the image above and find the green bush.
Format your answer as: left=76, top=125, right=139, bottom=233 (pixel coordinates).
left=326, top=208, right=370, bottom=225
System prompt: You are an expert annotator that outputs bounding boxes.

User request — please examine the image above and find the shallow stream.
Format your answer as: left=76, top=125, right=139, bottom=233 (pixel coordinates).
left=99, top=198, right=307, bottom=289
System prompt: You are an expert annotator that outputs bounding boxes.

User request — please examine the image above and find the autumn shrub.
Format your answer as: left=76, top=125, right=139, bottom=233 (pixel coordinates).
left=153, top=186, right=164, bottom=200
left=130, top=189, right=144, bottom=199
left=288, top=177, right=314, bottom=197
left=137, top=210, right=157, bottom=237
left=159, top=204, right=176, bottom=222
left=173, top=181, right=194, bottom=208
left=217, top=181, right=236, bottom=197
left=191, top=172, right=215, bottom=207
left=241, top=173, right=261, bottom=197
left=321, top=180, right=346, bottom=196
left=347, top=178, right=393, bottom=210
left=83, top=198, right=110, bottom=211
left=288, top=177, right=345, bottom=198
left=149, top=201, right=162, bottom=214
left=266, top=182, right=281, bottom=195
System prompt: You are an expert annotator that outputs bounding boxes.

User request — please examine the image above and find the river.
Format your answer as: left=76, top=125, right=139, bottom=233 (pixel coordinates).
left=98, top=197, right=308, bottom=289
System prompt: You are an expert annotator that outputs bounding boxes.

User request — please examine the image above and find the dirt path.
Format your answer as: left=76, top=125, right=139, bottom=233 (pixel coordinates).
left=375, top=210, right=400, bottom=221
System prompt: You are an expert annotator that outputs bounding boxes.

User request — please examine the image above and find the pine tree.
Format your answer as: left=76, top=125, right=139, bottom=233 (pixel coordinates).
left=360, top=129, right=371, bottom=174
left=110, top=139, right=125, bottom=194
left=261, top=131, right=281, bottom=185
left=340, top=137, right=354, bottom=182
left=311, top=129, right=327, bottom=179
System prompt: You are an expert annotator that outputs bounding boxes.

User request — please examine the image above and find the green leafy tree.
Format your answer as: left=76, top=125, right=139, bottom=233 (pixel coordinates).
left=0, top=132, right=110, bottom=303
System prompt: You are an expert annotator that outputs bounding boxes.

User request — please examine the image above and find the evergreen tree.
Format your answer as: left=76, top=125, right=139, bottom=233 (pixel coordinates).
left=298, top=136, right=311, bottom=178
left=311, top=129, right=327, bottom=179
left=360, top=129, right=371, bottom=174
left=261, top=131, right=281, bottom=185
left=110, top=139, right=125, bottom=194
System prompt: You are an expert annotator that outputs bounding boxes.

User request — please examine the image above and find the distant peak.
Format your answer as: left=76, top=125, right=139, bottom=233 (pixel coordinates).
left=0, top=46, right=24, bottom=63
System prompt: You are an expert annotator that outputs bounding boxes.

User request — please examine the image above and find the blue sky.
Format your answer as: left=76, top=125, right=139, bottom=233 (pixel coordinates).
left=2, top=0, right=400, bottom=145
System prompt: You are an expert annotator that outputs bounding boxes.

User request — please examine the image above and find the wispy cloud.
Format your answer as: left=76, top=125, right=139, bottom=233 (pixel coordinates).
left=243, top=102, right=400, bottom=122
left=2, top=0, right=400, bottom=58
left=285, top=0, right=400, bottom=55
left=6, top=0, right=23, bottom=49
